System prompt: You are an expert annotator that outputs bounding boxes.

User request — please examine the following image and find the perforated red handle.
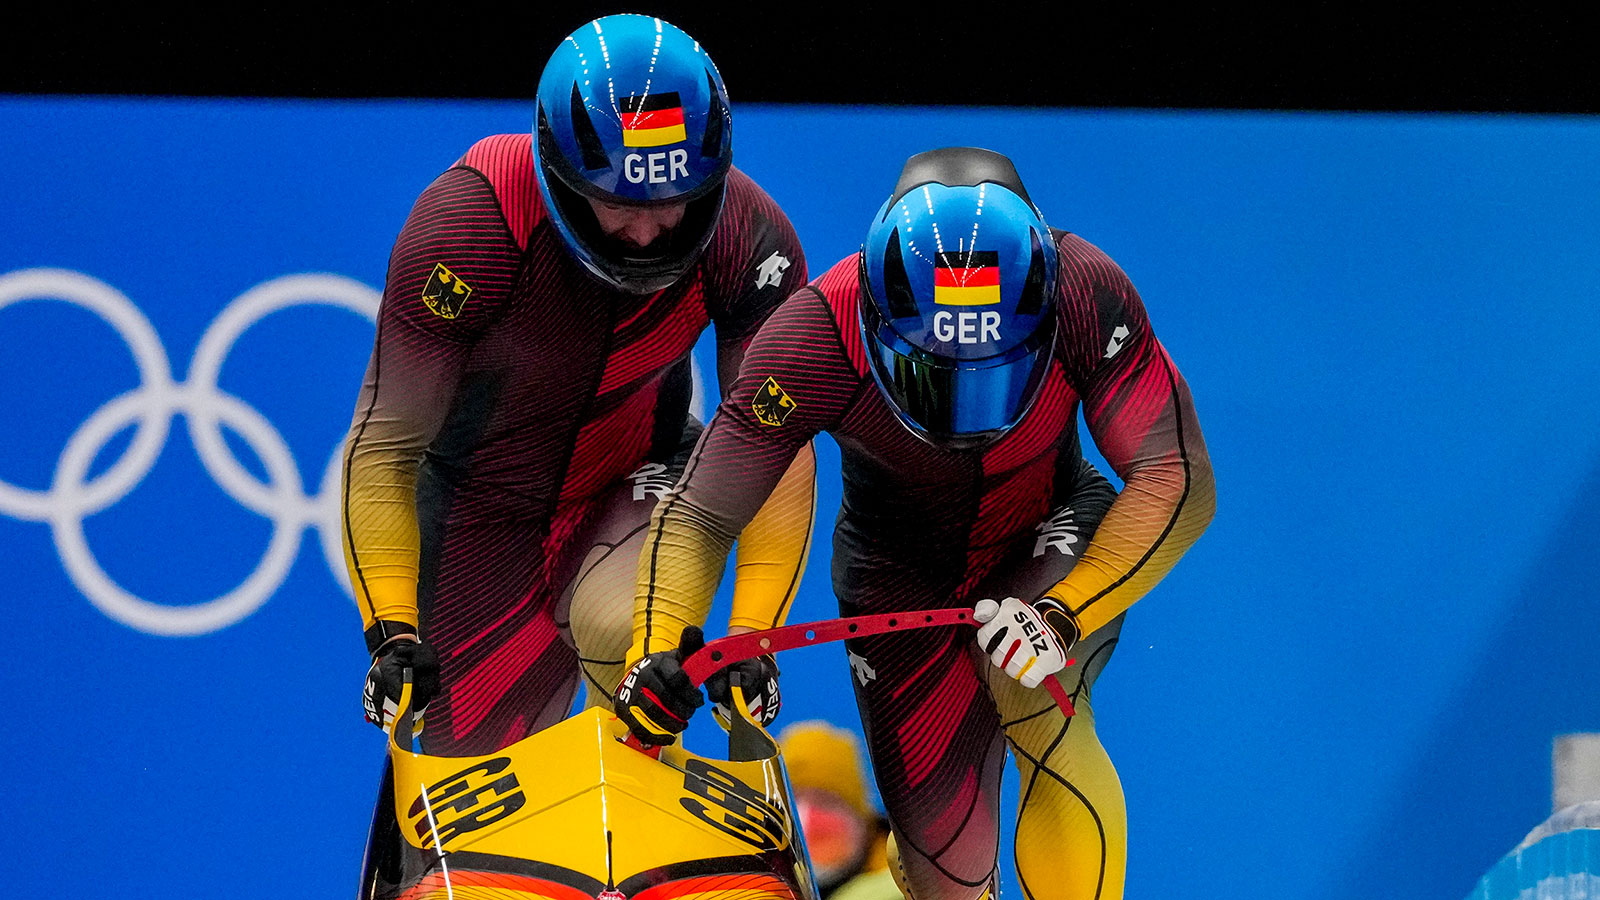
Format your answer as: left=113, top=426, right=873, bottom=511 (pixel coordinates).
left=681, top=607, right=1075, bottom=717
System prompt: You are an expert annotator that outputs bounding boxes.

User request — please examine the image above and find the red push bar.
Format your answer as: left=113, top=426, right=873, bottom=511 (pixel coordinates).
left=682, top=607, right=1075, bottom=717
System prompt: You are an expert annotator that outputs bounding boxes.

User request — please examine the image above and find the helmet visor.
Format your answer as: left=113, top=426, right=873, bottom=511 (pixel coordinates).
left=864, top=308, right=1056, bottom=446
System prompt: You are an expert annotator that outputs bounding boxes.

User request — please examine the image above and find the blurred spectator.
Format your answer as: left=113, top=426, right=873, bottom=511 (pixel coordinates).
left=781, top=721, right=900, bottom=900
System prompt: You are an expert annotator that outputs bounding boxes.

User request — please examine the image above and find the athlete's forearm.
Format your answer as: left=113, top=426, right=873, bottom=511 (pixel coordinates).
left=629, top=489, right=743, bottom=662
left=728, top=443, right=817, bottom=632
left=340, top=330, right=464, bottom=632
left=629, top=425, right=812, bottom=662
left=342, top=437, right=426, bottom=630
left=1041, top=449, right=1214, bottom=635
left=632, top=286, right=848, bottom=663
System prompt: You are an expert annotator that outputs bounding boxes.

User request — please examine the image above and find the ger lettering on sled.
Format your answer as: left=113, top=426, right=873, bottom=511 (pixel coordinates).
left=359, top=608, right=1075, bottom=900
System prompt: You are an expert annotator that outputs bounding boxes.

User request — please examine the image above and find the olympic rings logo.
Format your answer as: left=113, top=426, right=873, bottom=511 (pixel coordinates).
left=1, top=267, right=710, bottom=638
left=0, top=268, right=378, bottom=636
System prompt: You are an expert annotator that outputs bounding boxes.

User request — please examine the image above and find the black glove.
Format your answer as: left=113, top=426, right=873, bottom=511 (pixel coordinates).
left=614, top=625, right=706, bottom=747
left=707, top=654, right=781, bottom=728
left=362, top=635, right=441, bottom=731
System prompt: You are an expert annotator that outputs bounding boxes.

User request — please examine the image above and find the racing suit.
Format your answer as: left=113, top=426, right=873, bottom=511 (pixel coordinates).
left=631, top=233, right=1215, bottom=900
left=341, top=134, right=816, bottom=756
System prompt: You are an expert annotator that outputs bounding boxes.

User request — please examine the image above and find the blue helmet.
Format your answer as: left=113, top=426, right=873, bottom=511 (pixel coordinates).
left=860, top=148, right=1059, bottom=448
left=534, top=15, right=733, bottom=293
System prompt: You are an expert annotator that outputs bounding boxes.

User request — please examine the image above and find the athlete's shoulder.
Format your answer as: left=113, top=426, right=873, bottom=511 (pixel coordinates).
left=448, top=134, right=545, bottom=249
left=1052, top=229, right=1143, bottom=315
left=810, top=253, right=863, bottom=310
left=380, top=136, right=539, bottom=340
left=1050, top=229, right=1153, bottom=380
left=720, top=166, right=793, bottom=222
left=455, top=134, right=532, bottom=173
left=700, top=166, right=808, bottom=330
left=1054, top=230, right=1133, bottom=289
left=727, top=256, right=867, bottom=434
left=788, top=253, right=867, bottom=376
left=738, top=254, right=857, bottom=346
left=704, top=167, right=801, bottom=261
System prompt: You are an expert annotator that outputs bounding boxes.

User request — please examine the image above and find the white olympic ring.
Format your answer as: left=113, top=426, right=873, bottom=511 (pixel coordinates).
left=0, top=267, right=709, bottom=637
left=0, top=268, right=378, bottom=636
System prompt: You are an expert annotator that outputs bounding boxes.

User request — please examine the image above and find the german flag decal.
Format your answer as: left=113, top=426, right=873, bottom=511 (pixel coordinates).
left=621, top=92, right=687, bottom=147
left=933, top=250, right=1001, bottom=306
left=752, top=377, right=797, bottom=426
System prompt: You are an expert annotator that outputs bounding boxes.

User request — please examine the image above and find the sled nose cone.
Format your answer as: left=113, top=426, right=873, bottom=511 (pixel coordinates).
left=385, top=707, right=815, bottom=900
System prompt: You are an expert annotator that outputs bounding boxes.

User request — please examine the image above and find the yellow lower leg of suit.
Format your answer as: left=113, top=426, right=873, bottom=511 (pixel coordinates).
left=888, top=641, right=1127, bottom=900
left=988, top=654, right=1126, bottom=900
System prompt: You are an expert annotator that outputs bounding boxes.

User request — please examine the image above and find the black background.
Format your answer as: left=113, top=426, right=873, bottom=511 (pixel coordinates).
left=6, top=3, right=1596, bottom=113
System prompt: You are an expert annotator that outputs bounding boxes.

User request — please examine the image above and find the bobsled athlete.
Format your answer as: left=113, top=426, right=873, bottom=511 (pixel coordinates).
left=615, top=148, right=1215, bottom=900
left=341, top=14, right=815, bottom=757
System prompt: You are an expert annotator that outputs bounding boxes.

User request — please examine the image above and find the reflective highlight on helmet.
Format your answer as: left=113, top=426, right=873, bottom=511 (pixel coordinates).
left=534, top=15, right=733, bottom=293
left=860, top=148, right=1059, bottom=447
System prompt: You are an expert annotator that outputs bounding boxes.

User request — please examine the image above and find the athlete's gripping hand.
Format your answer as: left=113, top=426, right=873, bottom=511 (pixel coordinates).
left=707, top=654, right=781, bottom=729
left=363, top=634, right=442, bottom=730
left=972, top=597, right=1080, bottom=688
left=615, top=626, right=706, bottom=747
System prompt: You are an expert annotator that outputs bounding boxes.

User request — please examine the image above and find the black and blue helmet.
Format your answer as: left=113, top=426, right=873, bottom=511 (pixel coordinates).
left=860, top=148, right=1059, bottom=448
left=534, top=15, right=733, bottom=293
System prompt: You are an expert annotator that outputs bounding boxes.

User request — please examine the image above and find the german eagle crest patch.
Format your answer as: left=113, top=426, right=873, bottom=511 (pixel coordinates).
left=421, top=263, right=472, bottom=319
left=752, top=377, right=797, bottom=426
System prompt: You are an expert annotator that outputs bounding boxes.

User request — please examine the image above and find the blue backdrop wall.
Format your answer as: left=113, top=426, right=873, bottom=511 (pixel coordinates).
left=4, top=97, right=1598, bottom=900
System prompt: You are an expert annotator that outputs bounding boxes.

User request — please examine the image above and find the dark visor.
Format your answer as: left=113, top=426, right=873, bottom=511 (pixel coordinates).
left=864, top=312, right=1056, bottom=444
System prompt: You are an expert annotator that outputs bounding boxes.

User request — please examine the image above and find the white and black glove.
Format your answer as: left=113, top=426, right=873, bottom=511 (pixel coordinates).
left=972, top=597, right=1079, bottom=688
left=362, top=626, right=441, bottom=731
left=708, top=654, right=781, bottom=729
left=615, top=626, right=706, bottom=747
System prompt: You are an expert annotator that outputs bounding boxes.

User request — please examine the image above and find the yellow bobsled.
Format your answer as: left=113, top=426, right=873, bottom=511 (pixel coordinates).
left=358, top=606, right=1070, bottom=900
left=359, top=680, right=818, bottom=900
